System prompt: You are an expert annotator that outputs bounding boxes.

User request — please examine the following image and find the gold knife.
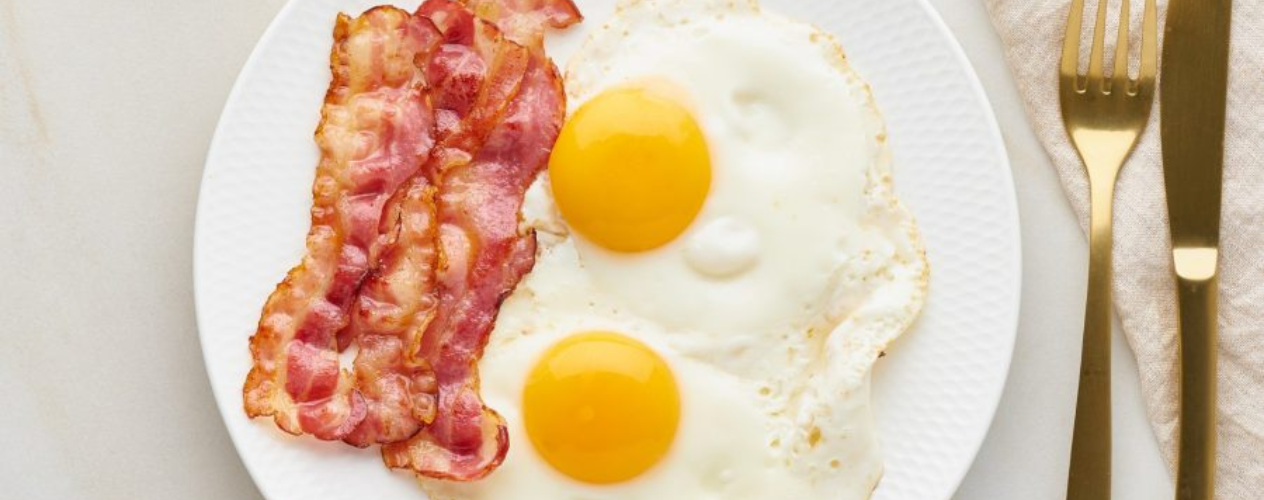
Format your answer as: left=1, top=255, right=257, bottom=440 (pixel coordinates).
left=1160, top=0, right=1231, bottom=499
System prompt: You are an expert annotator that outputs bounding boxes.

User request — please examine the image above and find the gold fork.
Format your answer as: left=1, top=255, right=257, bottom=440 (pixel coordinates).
left=1059, top=0, right=1158, bottom=499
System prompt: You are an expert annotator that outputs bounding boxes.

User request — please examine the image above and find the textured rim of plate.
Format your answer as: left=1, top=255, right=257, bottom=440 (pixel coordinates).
left=193, top=0, right=308, bottom=494
left=906, top=0, right=1021, bottom=493
left=193, top=0, right=1021, bottom=498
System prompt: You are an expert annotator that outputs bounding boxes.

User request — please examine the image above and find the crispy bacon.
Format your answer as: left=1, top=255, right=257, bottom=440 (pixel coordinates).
left=243, top=7, right=441, bottom=441
left=244, top=0, right=579, bottom=478
left=464, top=0, right=582, bottom=45
left=380, top=2, right=572, bottom=479
left=342, top=0, right=531, bottom=448
left=343, top=178, right=441, bottom=447
left=421, top=0, right=531, bottom=157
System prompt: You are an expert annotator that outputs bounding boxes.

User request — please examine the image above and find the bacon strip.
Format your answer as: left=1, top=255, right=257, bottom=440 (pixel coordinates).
left=342, top=178, right=440, bottom=446
left=420, top=0, right=531, bottom=160
left=379, top=0, right=580, bottom=480
left=464, top=0, right=582, bottom=45
left=243, top=7, right=441, bottom=441
left=342, top=0, right=532, bottom=448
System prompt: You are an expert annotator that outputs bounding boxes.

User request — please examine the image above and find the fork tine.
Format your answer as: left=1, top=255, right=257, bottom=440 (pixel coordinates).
left=1136, top=0, right=1158, bottom=93
left=1112, top=0, right=1131, bottom=92
left=1086, top=0, right=1110, bottom=92
left=1061, top=0, right=1086, bottom=90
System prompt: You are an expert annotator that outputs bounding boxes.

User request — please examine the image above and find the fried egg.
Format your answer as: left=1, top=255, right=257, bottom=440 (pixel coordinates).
left=423, top=0, right=928, bottom=498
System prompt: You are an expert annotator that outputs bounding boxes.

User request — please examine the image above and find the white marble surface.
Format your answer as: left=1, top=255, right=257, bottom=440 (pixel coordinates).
left=0, top=0, right=1170, bottom=498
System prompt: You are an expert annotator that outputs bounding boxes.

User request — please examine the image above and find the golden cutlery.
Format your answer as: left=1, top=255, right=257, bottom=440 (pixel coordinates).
left=1160, top=0, right=1232, bottom=498
left=1059, top=1, right=1158, bottom=499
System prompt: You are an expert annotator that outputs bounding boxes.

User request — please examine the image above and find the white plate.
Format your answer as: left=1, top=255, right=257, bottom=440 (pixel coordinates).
left=194, top=0, right=1020, bottom=498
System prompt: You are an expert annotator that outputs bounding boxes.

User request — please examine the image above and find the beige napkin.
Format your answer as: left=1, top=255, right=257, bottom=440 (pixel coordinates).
left=985, top=0, right=1264, bottom=496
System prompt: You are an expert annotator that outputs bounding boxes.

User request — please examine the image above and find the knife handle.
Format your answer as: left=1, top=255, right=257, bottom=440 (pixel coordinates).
left=1173, top=249, right=1219, bottom=500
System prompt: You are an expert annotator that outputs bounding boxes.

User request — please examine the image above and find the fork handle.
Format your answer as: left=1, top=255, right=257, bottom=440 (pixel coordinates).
left=1066, top=174, right=1116, bottom=500
left=1173, top=261, right=1218, bottom=500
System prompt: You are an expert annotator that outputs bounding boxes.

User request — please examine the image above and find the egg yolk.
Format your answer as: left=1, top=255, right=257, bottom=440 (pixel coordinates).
left=549, top=86, right=711, bottom=252
left=522, top=331, right=681, bottom=484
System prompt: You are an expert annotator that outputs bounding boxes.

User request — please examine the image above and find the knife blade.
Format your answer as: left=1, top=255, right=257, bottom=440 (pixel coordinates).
left=1160, top=0, right=1232, bottom=499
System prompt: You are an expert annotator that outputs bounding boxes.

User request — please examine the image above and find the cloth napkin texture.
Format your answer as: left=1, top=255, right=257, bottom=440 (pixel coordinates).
left=985, top=0, right=1264, bottom=496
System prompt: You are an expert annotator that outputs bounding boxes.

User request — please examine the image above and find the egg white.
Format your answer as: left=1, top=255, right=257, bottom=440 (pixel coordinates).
left=423, top=0, right=929, bottom=498
left=426, top=243, right=824, bottom=500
